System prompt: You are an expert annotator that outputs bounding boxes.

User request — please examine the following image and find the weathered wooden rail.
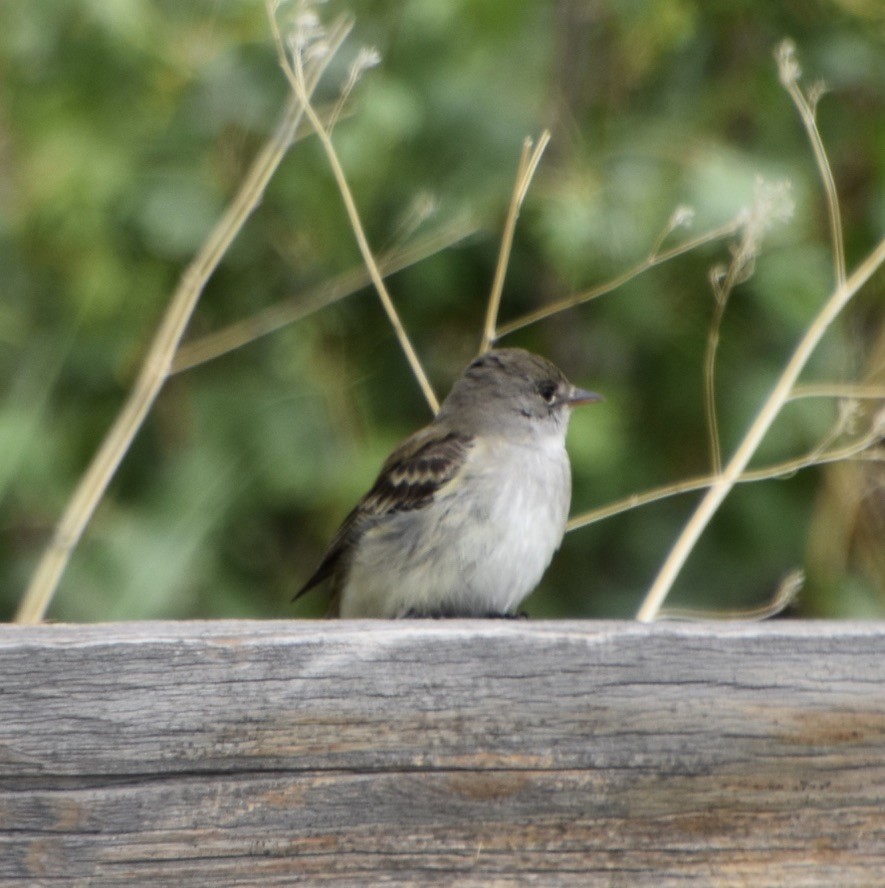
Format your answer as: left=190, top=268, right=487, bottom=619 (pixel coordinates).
left=1, top=620, right=883, bottom=885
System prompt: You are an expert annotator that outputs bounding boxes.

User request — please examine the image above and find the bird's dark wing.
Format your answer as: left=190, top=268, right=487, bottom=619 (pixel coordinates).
left=293, top=428, right=474, bottom=600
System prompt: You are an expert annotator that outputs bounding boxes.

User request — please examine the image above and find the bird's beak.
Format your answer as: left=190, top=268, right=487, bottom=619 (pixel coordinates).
left=567, top=386, right=604, bottom=407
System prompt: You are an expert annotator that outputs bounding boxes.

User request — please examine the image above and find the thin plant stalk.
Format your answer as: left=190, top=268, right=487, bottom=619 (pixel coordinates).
left=480, top=131, right=550, bottom=353
left=702, top=232, right=766, bottom=476
left=171, top=215, right=475, bottom=374
left=636, top=236, right=885, bottom=622
left=788, top=383, right=885, bottom=401
left=776, top=39, right=846, bottom=288
left=658, top=569, right=803, bottom=622
left=568, top=414, right=883, bottom=531
left=704, top=288, right=728, bottom=475
left=268, top=2, right=439, bottom=413
left=14, top=21, right=352, bottom=625
left=496, top=220, right=741, bottom=339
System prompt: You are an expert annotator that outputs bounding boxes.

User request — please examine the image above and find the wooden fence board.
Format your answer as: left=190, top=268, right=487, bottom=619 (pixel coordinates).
left=1, top=620, right=883, bottom=885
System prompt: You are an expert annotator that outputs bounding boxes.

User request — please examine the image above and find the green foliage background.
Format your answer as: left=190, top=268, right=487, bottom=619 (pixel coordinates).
left=1, top=1, right=883, bottom=621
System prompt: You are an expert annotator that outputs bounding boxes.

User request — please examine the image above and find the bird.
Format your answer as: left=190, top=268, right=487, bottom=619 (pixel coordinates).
left=294, top=347, right=602, bottom=618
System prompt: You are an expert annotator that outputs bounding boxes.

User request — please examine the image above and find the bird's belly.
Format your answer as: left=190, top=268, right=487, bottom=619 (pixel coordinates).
left=339, top=440, right=570, bottom=617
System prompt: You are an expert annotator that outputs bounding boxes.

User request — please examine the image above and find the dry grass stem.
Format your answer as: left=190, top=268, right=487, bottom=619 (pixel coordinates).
left=649, top=205, right=695, bottom=258
left=268, top=1, right=439, bottom=413
left=704, top=179, right=794, bottom=475
left=632, top=43, right=869, bottom=622
left=171, top=215, right=476, bottom=374
left=658, top=568, right=803, bottom=622
left=636, top=236, right=885, bottom=622
left=776, top=39, right=846, bottom=287
left=496, top=219, right=742, bottom=339
left=14, top=21, right=351, bottom=625
left=480, top=131, right=551, bottom=353
left=328, top=46, right=381, bottom=132
left=630, top=42, right=871, bottom=622
left=568, top=409, right=883, bottom=532
left=788, top=383, right=885, bottom=402
left=704, top=283, right=728, bottom=475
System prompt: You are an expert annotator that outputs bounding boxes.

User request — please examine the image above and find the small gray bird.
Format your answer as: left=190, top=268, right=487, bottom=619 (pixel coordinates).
left=295, top=348, right=602, bottom=618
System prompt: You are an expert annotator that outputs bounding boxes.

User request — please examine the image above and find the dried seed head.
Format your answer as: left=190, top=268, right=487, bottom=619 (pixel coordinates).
left=775, top=39, right=801, bottom=87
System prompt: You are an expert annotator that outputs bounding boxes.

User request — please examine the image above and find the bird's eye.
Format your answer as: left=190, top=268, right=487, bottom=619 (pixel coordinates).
left=539, top=382, right=557, bottom=404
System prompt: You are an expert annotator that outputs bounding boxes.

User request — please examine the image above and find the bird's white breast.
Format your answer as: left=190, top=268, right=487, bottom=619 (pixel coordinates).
left=339, top=432, right=571, bottom=617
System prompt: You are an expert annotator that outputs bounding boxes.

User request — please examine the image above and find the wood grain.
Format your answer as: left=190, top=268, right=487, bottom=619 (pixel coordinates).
left=1, top=620, right=883, bottom=885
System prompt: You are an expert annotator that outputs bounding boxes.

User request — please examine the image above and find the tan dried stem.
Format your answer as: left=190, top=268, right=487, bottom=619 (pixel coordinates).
left=480, top=130, right=550, bottom=353
left=14, top=20, right=352, bottom=625
left=704, top=276, right=729, bottom=475
left=568, top=408, right=884, bottom=532
left=704, top=179, right=794, bottom=477
left=776, top=39, right=846, bottom=288
left=636, top=236, right=885, bottom=622
left=658, top=569, right=803, bottom=622
left=171, top=215, right=476, bottom=374
left=268, top=1, right=439, bottom=413
left=496, top=219, right=742, bottom=339
left=788, top=383, right=885, bottom=402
